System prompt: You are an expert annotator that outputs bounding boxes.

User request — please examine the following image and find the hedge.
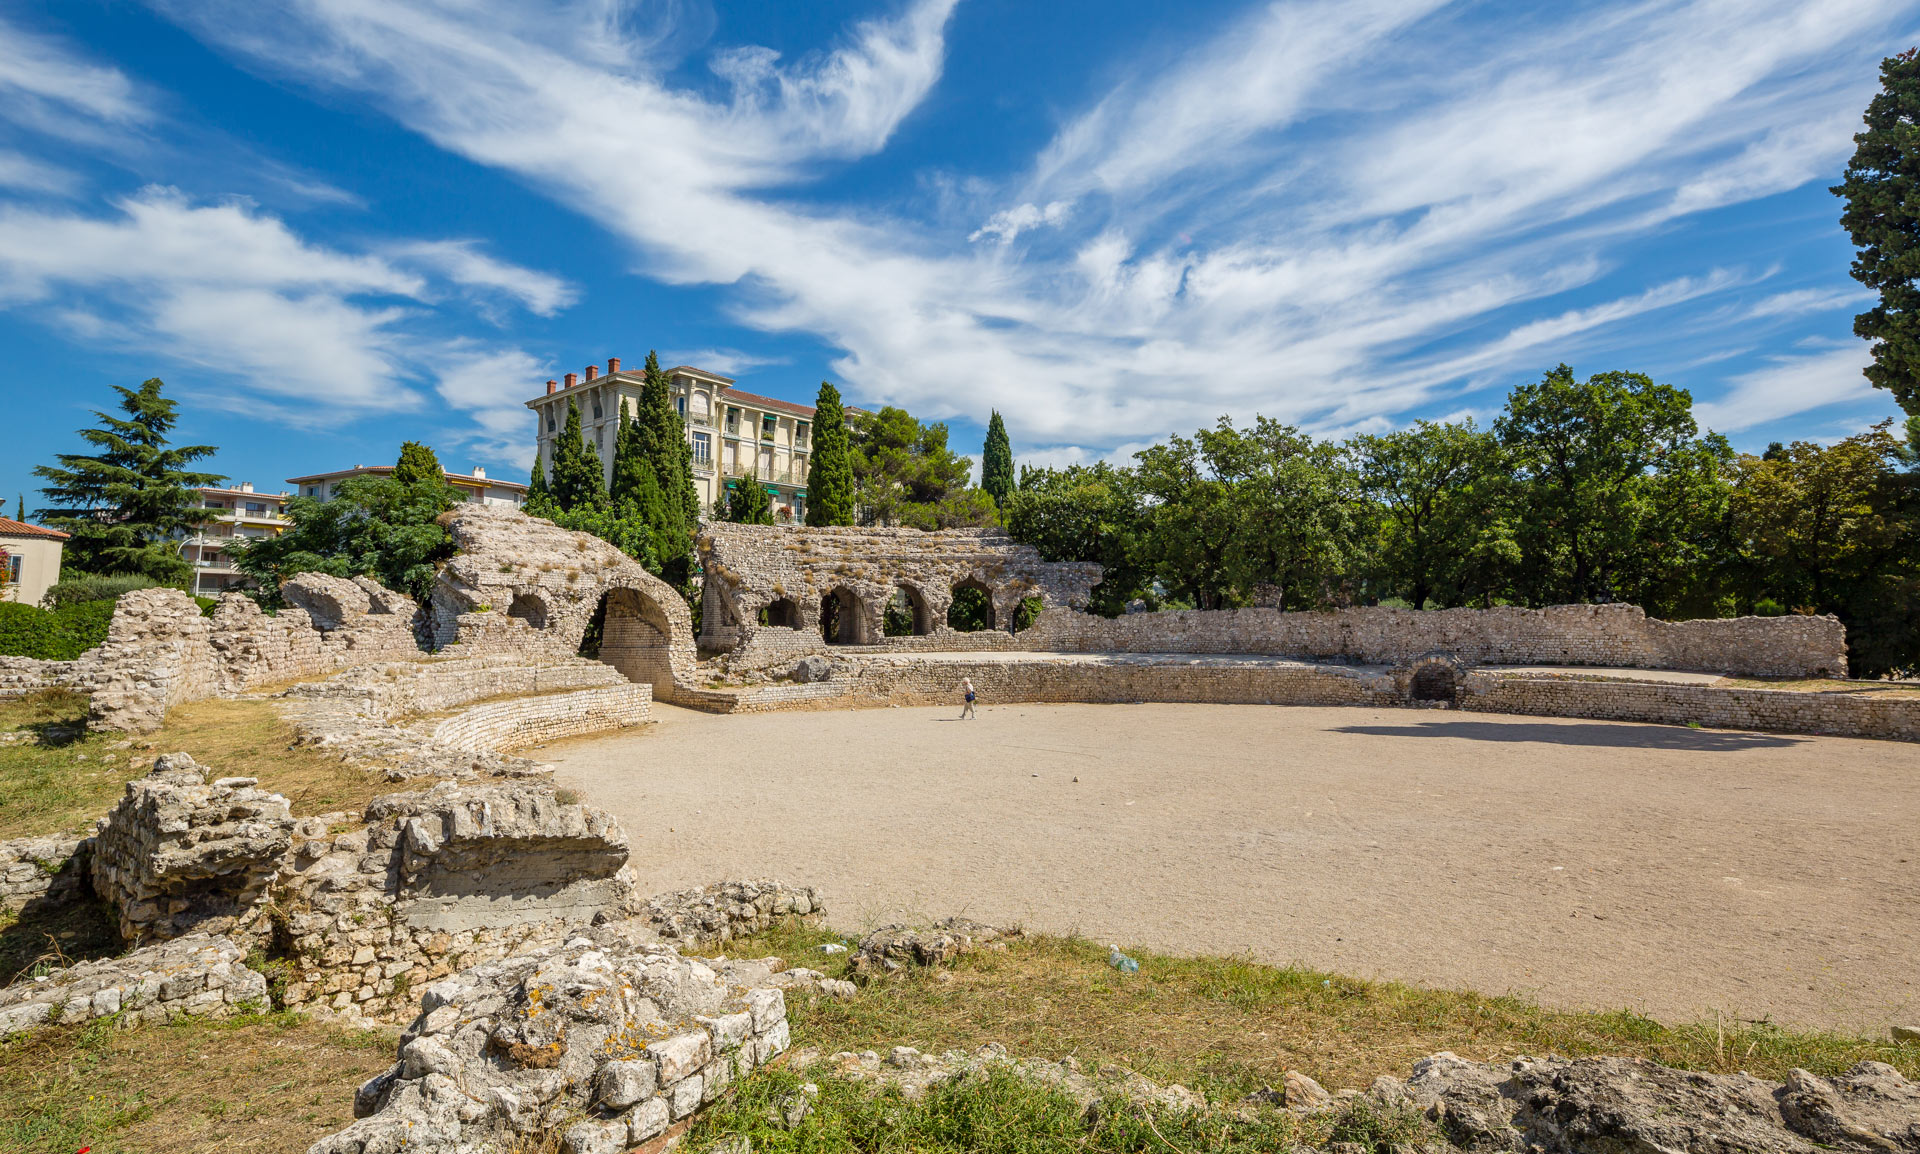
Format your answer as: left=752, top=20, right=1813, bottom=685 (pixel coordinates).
left=0, top=599, right=117, bottom=660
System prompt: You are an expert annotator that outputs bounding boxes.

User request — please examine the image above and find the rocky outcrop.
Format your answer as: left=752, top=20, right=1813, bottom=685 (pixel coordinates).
left=0, top=934, right=267, bottom=1035
left=308, top=932, right=792, bottom=1154
left=1376, top=1051, right=1920, bottom=1153
left=851, top=917, right=1018, bottom=976
left=0, top=832, right=92, bottom=914
left=89, top=753, right=294, bottom=944
left=638, top=879, right=826, bottom=946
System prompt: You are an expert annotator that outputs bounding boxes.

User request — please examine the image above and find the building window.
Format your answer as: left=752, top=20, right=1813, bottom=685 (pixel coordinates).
left=725, top=407, right=739, bottom=433
left=761, top=415, right=777, bottom=441
left=7, top=555, right=20, bottom=584
left=676, top=396, right=686, bottom=418
left=796, top=421, right=809, bottom=447
left=691, top=393, right=710, bottom=420
left=546, top=409, right=555, bottom=433
left=592, top=396, right=603, bottom=419
left=692, top=432, right=712, bottom=464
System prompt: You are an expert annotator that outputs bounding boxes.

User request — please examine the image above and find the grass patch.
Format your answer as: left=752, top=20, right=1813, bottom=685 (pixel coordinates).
left=0, top=691, right=403, bottom=842
left=707, top=921, right=1920, bottom=1095
left=0, top=1011, right=395, bottom=1154
left=686, top=1063, right=1435, bottom=1154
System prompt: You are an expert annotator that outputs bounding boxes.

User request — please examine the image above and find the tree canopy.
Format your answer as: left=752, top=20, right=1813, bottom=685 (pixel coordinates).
left=236, top=468, right=458, bottom=606
left=849, top=405, right=995, bottom=529
left=547, top=399, right=608, bottom=513
left=394, top=441, right=444, bottom=487
left=981, top=410, right=1014, bottom=508
left=1835, top=48, right=1920, bottom=416
left=805, top=382, right=855, bottom=527
left=34, top=378, right=223, bottom=582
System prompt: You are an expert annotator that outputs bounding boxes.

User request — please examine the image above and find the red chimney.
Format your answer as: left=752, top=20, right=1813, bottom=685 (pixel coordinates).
left=545, top=379, right=557, bottom=395
left=607, top=357, right=621, bottom=374
left=564, top=372, right=579, bottom=388
left=585, top=364, right=599, bottom=381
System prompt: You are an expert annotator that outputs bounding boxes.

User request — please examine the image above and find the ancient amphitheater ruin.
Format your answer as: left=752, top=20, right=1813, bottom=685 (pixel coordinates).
left=2, top=505, right=1915, bottom=1153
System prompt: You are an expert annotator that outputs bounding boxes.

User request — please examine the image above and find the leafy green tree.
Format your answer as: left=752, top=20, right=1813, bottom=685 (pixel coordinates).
left=547, top=503, right=658, bottom=571
left=34, top=378, right=224, bottom=582
left=525, top=455, right=556, bottom=517
left=1132, top=432, right=1239, bottom=610
left=1004, top=462, right=1146, bottom=616
left=549, top=400, right=608, bottom=513
left=1202, top=417, right=1366, bottom=610
left=849, top=405, right=989, bottom=528
left=394, top=441, right=444, bottom=487
left=981, top=410, right=1015, bottom=508
left=806, top=382, right=855, bottom=526
left=720, top=454, right=777, bottom=525
left=1351, top=420, right=1518, bottom=608
left=1495, top=365, right=1707, bottom=604
left=1835, top=49, right=1920, bottom=416
left=236, top=473, right=457, bottom=605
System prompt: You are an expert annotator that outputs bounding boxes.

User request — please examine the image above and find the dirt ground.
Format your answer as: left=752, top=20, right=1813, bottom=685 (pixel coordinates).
left=544, top=702, right=1920, bottom=1033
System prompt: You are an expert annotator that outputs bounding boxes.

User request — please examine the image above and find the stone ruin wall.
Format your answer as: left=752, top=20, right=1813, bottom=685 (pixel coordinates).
left=698, top=523, right=1847, bottom=679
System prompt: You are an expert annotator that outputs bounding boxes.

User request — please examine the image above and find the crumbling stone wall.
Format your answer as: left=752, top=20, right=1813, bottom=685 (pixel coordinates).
left=429, top=505, right=701, bottom=703
left=696, top=523, right=1100, bottom=658
left=1460, top=669, right=1920, bottom=741
left=0, top=832, right=91, bottom=913
left=0, top=933, right=268, bottom=1035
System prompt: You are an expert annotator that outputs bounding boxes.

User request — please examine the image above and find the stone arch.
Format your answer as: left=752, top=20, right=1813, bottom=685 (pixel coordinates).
left=947, top=576, right=996, bottom=632
left=761, top=597, right=801, bottom=629
left=591, top=584, right=678, bottom=689
left=507, top=592, right=550, bottom=631
left=1406, top=652, right=1461, bottom=704
left=820, top=586, right=870, bottom=645
left=885, top=583, right=933, bottom=636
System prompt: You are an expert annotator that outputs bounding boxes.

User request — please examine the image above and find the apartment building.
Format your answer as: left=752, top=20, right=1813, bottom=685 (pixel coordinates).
left=181, top=482, right=292, bottom=594
left=524, top=359, right=816, bottom=523
left=286, top=465, right=528, bottom=507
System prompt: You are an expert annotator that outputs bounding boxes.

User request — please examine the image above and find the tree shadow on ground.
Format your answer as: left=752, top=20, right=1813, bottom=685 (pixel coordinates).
left=1332, top=719, right=1803, bottom=751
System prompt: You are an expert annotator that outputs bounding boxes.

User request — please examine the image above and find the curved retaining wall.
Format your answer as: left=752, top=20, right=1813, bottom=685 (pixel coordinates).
left=428, top=684, right=652, bottom=752
left=1459, top=671, right=1920, bottom=743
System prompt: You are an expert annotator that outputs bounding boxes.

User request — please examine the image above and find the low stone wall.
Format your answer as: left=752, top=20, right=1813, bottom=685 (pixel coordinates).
left=0, top=833, right=92, bottom=912
left=0, top=656, right=76, bottom=700
left=282, top=653, right=629, bottom=722
left=0, top=934, right=267, bottom=1035
left=427, top=684, right=652, bottom=753
left=1023, top=603, right=1846, bottom=678
left=1460, top=670, right=1920, bottom=742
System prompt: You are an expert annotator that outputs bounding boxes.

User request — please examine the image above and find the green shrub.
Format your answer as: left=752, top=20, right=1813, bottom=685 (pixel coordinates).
left=39, top=573, right=159, bottom=610
left=0, top=599, right=116, bottom=660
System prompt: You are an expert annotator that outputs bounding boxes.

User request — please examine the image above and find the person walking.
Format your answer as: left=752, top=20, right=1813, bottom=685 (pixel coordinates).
left=959, top=677, right=977, bottom=720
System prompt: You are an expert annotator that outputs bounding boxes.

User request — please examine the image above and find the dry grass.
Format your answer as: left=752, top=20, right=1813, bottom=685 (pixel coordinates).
left=1720, top=676, right=1920, bottom=694
left=0, top=1011, right=395, bottom=1154
left=710, top=922, right=1920, bottom=1097
left=0, top=691, right=398, bottom=842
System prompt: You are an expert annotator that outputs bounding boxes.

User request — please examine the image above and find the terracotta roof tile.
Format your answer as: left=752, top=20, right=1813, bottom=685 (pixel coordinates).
left=0, top=518, right=69, bottom=541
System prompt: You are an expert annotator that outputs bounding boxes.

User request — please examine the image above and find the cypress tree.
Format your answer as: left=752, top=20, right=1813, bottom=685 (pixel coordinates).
left=806, top=381, right=855, bottom=526
left=394, top=440, right=444, bottom=487
left=549, top=400, right=608, bottom=511
left=525, top=454, right=556, bottom=517
left=634, top=352, right=694, bottom=580
left=34, top=377, right=224, bottom=580
left=1836, top=49, right=1920, bottom=415
left=981, top=410, right=1014, bottom=508
left=13, top=494, right=22, bottom=522
left=723, top=453, right=776, bottom=524
left=610, top=398, right=668, bottom=525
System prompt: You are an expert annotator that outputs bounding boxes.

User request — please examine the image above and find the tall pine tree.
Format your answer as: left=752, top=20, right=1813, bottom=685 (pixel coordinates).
left=1836, top=49, right=1920, bottom=416
left=806, top=381, right=855, bottom=526
left=981, top=410, right=1014, bottom=508
left=549, top=399, right=608, bottom=512
left=35, top=378, right=224, bottom=581
left=525, top=455, right=556, bottom=517
left=610, top=398, right=667, bottom=523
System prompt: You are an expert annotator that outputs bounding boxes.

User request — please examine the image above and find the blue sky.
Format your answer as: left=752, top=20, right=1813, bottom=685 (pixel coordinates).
left=0, top=0, right=1912, bottom=509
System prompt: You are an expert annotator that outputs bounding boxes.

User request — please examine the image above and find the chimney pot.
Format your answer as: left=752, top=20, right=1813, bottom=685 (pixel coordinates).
left=585, top=364, right=599, bottom=381
left=565, top=372, right=579, bottom=388
left=607, top=357, right=620, bottom=374
left=546, top=379, right=557, bottom=395
left=473, top=466, right=486, bottom=478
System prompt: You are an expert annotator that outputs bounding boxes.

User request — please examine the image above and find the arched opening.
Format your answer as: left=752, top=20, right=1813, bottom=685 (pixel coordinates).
left=820, top=587, right=869, bottom=645
left=1409, top=663, right=1457, bottom=703
left=588, top=585, right=676, bottom=688
left=947, top=578, right=995, bottom=632
left=760, top=597, right=800, bottom=628
left=884, top=584, right=932, bottom=636
left=507, top=592, right=549, bottom=631
left=1011, top=595, right=1044, bottom=634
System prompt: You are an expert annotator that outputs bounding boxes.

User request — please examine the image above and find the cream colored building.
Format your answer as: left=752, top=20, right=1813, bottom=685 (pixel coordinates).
left=180, top=483, right=293, bottom=594
left=288, top=465, right=528, bottom=507
left=524, top=359, right=815, bottom=523
left=0, top=519, right=68, bottom=606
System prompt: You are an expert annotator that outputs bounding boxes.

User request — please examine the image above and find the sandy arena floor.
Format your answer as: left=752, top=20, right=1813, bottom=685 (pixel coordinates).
left=543, top=701, right=1919, bottom=1033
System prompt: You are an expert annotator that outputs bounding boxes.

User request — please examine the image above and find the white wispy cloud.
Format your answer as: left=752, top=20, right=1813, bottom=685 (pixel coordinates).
left=0, top=15, right=152, bottom=131
left=391, top=240, right=579, bottom=318
left=0, top=187, right=567, bottom=425
left=133, top=0, right=1920, bottom=458
left=1692, top=343, right=1876, bottom=432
